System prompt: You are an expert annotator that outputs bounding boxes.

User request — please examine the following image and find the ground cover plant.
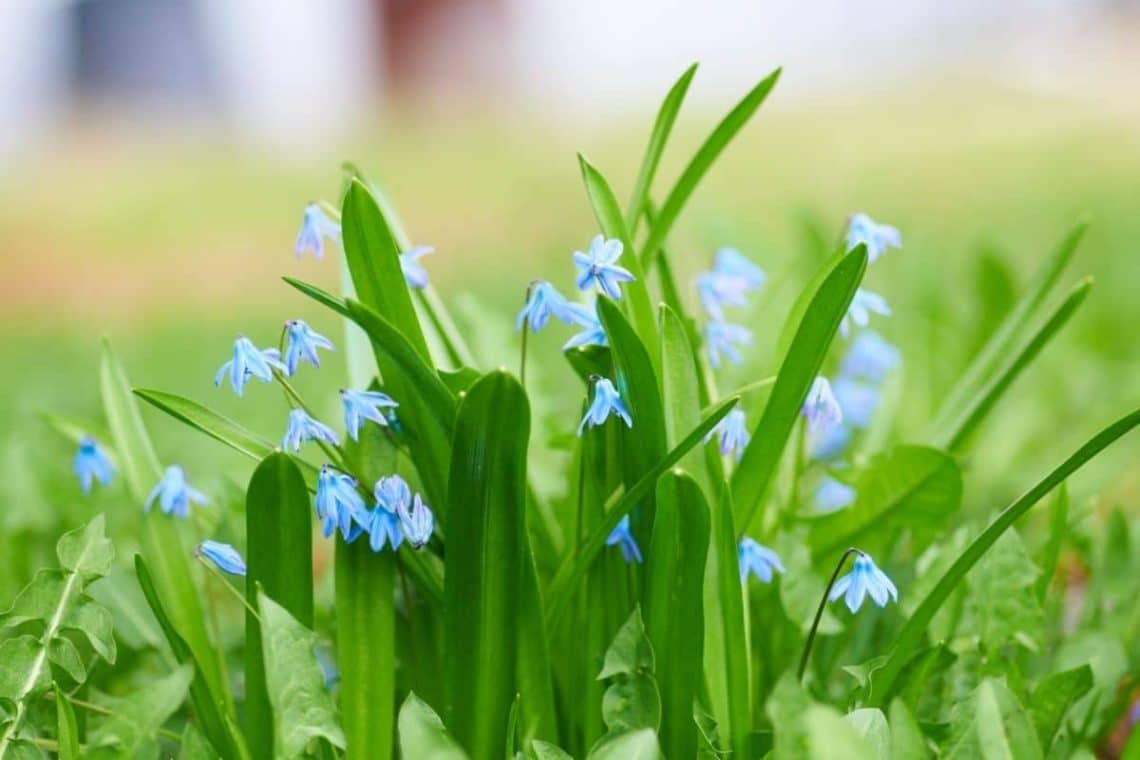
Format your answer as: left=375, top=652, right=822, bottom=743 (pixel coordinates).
left=1, top=63, right=1139, bottom=759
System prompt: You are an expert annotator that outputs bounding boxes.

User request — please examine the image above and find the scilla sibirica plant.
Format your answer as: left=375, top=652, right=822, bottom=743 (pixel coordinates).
left=5, top=63, right=1140, bottom=760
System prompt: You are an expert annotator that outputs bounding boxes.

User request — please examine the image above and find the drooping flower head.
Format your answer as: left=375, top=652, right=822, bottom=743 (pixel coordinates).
left=578, top=377, right=633, bottom=436
left=704, top=408, right=751, bottom=462
left=840, top=288, right=891, bottom=338
left=815, top=476, right=856, bottom=513
left=195, top=540, right=247, bottom=577
left=145, top=465, right=208, bottom=519
left=810, top=424, right=851, bottom=462
left=73, top=436, right=115, bottom=494
left=400, top=245, right=433, bottom=289
left=831, top=378, right=880, bottom=430
left=606, top=515, right=643, bottom=564
left=846, top=213, right=901, bottom=264
left=283, top=320, right=334, bottom=375
left=517, top=281, right=578, bottom=332
left=281, top=408, right=341, bottom=452
left=705, top=320, right=753, bottom=369
left=738, top=537, right=785, bottom=584
left=562, top=302, right=608, bottom=350
left=697, top=270, right=752, bottom=321
left=840, top=331, right=900, bottom=384
left=295, top=203, right=342, bottom=260
left=369, top=475, right=412, bottom=553
left=829, top=551, right=898, bottom=613
left=802, top=376, right=843, bottom=436
left=398, top=493, right=434, bottom=549
left=341, top=389, right=399, bottom=441
left=713, top=247, right=767, bottom=290
left=315, top=466, right=368, bottom=541
left=214, top=336, right=287, bottom=397
left=573, top=235, right=635, bottom=300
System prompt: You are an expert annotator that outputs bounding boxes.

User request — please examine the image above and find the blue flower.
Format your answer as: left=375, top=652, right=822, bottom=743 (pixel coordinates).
left=846, top=213, right=901, bottom=264
left=738, top=537, right=785, bottom=584
left=282, top=408, right=341, bottom=452
left=840, top=331, right=900, bottom=383
left=697, top=271, right=752, bottom=321
left=398, top=493, right=434, bottom=549
left=704, top=408, right=750, bottom=462
left=563, top=302, right=608, bottom=350
left=214, top=336, right=287, bottom=396
left=369, top=475, right=412, bottom=552
left=341, top=389, right=399, bottom=441
left=705, top=320, right=752, bottom=369
left=295, top=203, right=341, bottom=260
left=713, top=247, right=767, bottom=289
left=841, top=289, right=891, bottom=338
left=145, top=465, right=208, bottom=519
left=283, top=320, right=334, bottom=375
left=831, top=378, right=879, bottom=430
left=517, top=281, right=578, bottom=332
left=73, top=436, right=115, bottom=494
left=815, top=476, right=856, bottom=513
left=195, top=540, right=247, bottom=577
left=400, top=245, right=433, bottom=289
left=810, top=424, right=851, bottom=461
left=829, top=552, right=898, bottom=612
left=606, top=515, right=642, bottom=564
left=315, top=466, right=368, bottom=541
left=803, top=376, right=843, bottom=436
left=578, top=377, right=633, bottom=435
left=573, top=235, right=635, bottom=300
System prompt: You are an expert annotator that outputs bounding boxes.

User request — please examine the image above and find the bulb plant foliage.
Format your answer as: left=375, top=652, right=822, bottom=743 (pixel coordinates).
left=2, top=63, right=1140, bottom=760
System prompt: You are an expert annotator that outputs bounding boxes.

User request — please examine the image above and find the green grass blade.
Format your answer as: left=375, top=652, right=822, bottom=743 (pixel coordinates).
left=638, top=68, right=782, bottom=271
left=244, top=453, right=314, bottom=760
left=931, top=220, right=1088, bottom=433
left=444, top=371, right=531, bottom=760
left=867, top=408, right=1140, bottom=707
left=712, top=489, right=751, bottom=758
left=643, top=471, right=710, bottom=760
left=625, top=63, right=699, bottom=237
left=937, top=277, right=1092, bottom=451
left=1034, top=483, right=1068, bottom=604
left=730, top=247, right=867, bottom=530
left=545, top=397, right=738, bottom=626
left=283, top=276, right=350, bottom=317
left=773, top=249, right=844, bottom=366
left=99, top=341, right=230, bottom=718
left=579, top=156, right=659, bottom=371
left=597, top=296, right=668, bottom=464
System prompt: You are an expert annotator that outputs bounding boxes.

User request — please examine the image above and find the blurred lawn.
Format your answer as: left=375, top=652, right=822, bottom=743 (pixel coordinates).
left=1, top=77, right=1137, bottom=591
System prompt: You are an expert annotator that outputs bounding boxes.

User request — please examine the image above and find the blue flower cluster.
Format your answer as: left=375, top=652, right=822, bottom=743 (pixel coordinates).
left=696, top=248, right=766, bottom=369
left=315, top=468, right=434, bottom=553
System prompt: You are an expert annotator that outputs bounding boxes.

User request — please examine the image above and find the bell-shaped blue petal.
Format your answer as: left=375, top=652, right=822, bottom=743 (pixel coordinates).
left=846, top=213, right=901, bottom=264
left=314, top=466, right=368, bottom=541
left=841, top=288, right=891, bottom=338
left=606, top=515, right=642, bottom=564
left=815, top=476, right=856, bottom=513
left=832, top=378, right=879, bottom=430
left=214, top=336, right=287, bottom=397
left=374, top=474, right=412, bottom=513
left=803, top=376, right=843, bottom=436
left=810, top=424, right=851, bottom=462
left=573, top=235, right=635, bottom=300
left=144, top=465, right=209, bottom=520
left=283, top=320, right=334, bottom=375
left=73, top=436, right=115, bottom=494
left=577, top=377, right=633, bottom=435
left=705, top=320, right=752, bottom=369
left=562, top=302, right=608, bottom=350
left=195, top=540, right=247, bottom=576
left=738, top=537, right=785, bottom=583
left=829, top=552, right=898, bottom=613
left=704, top=408, right=750, bottom=462
left=367, top=505, right=404, bottom=553
left=341, top=389, right=399, bottom=441
left=840, top=331, right=900, bottom=384
left=295, top=203, right=342, bottom=260
left=400, top=245, right=433, bottom=289
left=397, top=493, right=434, bottom=549
left=282, top=408, right=341, bottom=452
left=517, top=281, right=578, bottom=332
left=713, top=247, right=767, bottom=290
left=697, top=271, right=752, bottom=321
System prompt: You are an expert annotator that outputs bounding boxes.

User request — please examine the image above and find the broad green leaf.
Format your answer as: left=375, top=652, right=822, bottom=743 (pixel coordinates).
left=601, top=676, right=661, bottom=735
left=867, top=409, right=1140, bottom=707
left=587, top=728, right=663, bottom=760
left=445, top=371, right=531, bottom=760
left=100, top=341, right=227, bottom=715
left=579, top=156, right=659, bottom=370
left=932, top=220, right=1087, bottom=435
left=639, top=68, right=782, bottom=271
left=962, top=531, right=1042, bottom=651
left=245, top=454, right=315, bottom=760
left=943, top=679, right=1041, bottom=760
left=88, top=665, right=193, bottom=759
left=625, top=63, right=698, bottom=235
left=888, top=699, right=927, bottom=760
left=54, top=685, right=80, bottom=760
left=846, top=709, right=889, bottom=758
left=1029, top=665, right=1092, bottom=751
left=807, top=445, right=961, bottom=560
left=804, top=706, right=878, bottom=760
left=515, top=544, right=558, bottom=747
left=56, top=513, right=115, bottom=581
left=598, top=607, right=655, bottom=680
left=643, top=471, right=709, bottom=760
left=937, top=277, right=1092, bottom=451
left=532, top=740, right=573, bottom=760
left=713, top=488, right=751, bottom=758
left=545, top=397, right=737, bottom=625
left=397, top=693, right=468, bottom=760
left=1034, top=483, right=1068, bottom=603
left=765, top=673, right=814, bottom=759
left=731, top=247, right=867, bottom=530
left=258, top=593, right=346, bottom=757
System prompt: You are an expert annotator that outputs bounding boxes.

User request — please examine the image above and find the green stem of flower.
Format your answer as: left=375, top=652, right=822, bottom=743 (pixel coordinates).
left=798, top=547, right=860, bottom=680
left=519, top=281, right=537, bottom=387
left=272, top=370, right=348, bottom=471
left=196, top=555, right=262, bottom=622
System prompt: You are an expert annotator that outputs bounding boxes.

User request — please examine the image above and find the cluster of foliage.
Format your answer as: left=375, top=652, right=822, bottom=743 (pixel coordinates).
left=2, top=63, right=1139, bottom=759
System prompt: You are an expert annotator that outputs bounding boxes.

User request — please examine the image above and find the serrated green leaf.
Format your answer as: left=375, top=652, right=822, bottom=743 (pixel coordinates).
left=47, top=638, right=85, bottom=684
left=54, top=685, right=79, bottom=760
left=258, top=592, right=346, bottom=758
left=87, top=569, right=167, bottom=655
left=0, top=636, right=48, bottom=703
left=88, top=665, right=193, bottom=758
left=397, top=693, right=468, bottom=760
left=944, top=679, right=1041, bottom=760
left=1029, top=665, right=1092, bottom=751
left=963, top=531, right=1042, bottom=651
left=56, top=514, right=114, bottom=582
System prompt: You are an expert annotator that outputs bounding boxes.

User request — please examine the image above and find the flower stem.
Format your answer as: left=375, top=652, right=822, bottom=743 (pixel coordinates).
left=195, top=555, right=262, bottom=622
left=798, top=547, right=860, bottom=680
left=519, top=282, right=537, bottom=387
